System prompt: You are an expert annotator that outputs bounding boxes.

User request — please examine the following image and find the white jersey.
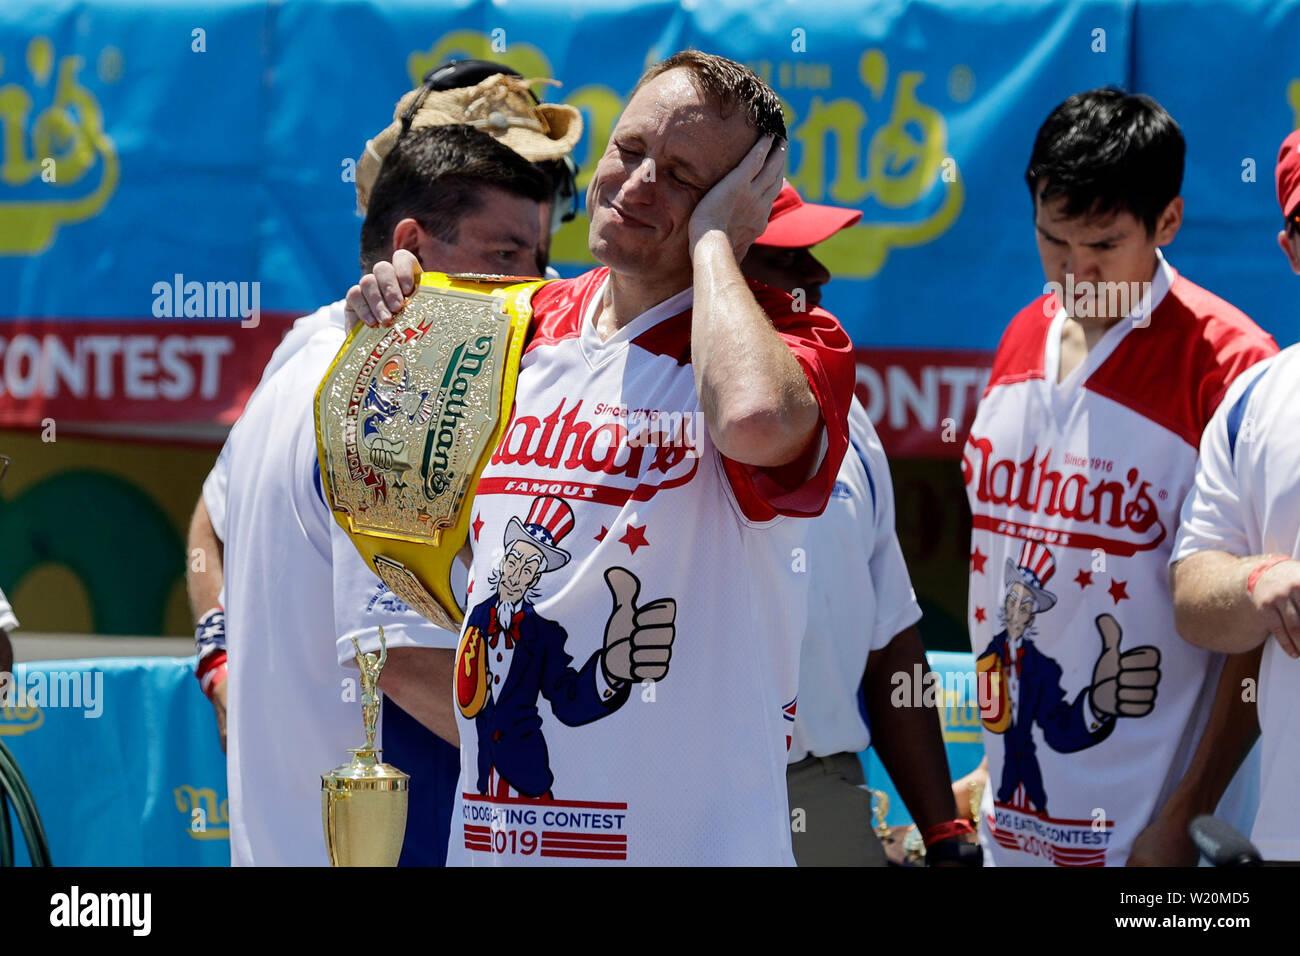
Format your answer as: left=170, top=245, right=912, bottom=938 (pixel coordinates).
left=447, top=268, right=854, bottom=866
left=1172, top=344, right=1300, bottom=861
left=203, top=300, right=346, bottom=540
left=0, top=586, right=17, bottom=633
left=788, top=397, right=921, bottom=763
left=222, top=323, right=455, bottom=866
left=964, top=256, right=1276, bottom=866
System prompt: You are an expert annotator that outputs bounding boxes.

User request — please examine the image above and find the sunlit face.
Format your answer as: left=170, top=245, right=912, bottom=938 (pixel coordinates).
left=1004, top=582, right=1036, bottom=639
left=1033, top=190, right=1181, bottom=323
left=740, top=244, right=832, bottom=306
left=586, top=69, right=759, bottom=285
left=497, top=539, right=545, bottom=604
left=420, top=186, right=544, bottom=277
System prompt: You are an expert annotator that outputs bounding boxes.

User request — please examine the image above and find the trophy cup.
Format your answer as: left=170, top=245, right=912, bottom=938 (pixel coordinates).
left=321, top=629, right=409, bottom=866
left=315, top=271, right=548, bottom=631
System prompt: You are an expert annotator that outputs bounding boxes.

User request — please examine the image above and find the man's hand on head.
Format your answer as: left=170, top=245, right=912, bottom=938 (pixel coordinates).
left=688, top=134, right=786, bottom=261
left=345, top=249, right=423, bottom=330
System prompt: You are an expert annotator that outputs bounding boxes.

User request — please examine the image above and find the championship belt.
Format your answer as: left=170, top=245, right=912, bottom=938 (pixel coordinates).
left=315, top=271, right=549, bottom=632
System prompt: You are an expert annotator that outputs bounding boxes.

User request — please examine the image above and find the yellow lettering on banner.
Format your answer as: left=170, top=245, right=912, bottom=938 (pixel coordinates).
left=0, top=36, right=120, bottom=254
left=173, top=785, right=230, bottom=840
left=0, top=703, right=44, bottom=736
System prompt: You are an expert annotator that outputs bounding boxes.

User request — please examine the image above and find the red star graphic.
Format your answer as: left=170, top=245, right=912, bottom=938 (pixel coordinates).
left=1074, top=569, right=1093, bottom=589
left=971, top=547, right=988, bottom=574
left=619, top=523, right=649, bottom=554
left=594, top=525, right=608, bottom=543
left=1108, top=579, right=1129, bottom=604
left=472, top=512, right=484, bottom=541
left=416, top=506, right=432, bottom=525
left=974, top=606, right=987, bottom=624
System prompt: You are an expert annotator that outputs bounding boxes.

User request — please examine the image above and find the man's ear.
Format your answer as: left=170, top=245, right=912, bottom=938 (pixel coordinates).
left=1153, top=196, right=1183, bottom=246
left=391, top=218, right=425, bottom=255
left=1278, top=230, right=1300, bottom=275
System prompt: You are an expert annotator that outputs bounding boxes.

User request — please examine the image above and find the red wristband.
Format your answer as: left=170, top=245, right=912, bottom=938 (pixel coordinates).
left=196, top=650, right=228, bottom=699
left=922, top=819, right=974, bottom=847
left=1247, top=556, right=1290, bottom=596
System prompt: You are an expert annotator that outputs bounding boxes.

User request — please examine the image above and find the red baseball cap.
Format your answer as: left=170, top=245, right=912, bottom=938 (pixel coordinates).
left=756, top=181, right=862, bottom=248
left=1276, top=129, right=1300, bottom=217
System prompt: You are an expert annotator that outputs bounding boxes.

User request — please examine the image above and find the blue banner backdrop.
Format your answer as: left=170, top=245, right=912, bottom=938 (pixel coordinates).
left=2, top=658, right=229, bottom=867
left=1, top=0, right=1296, bottom=348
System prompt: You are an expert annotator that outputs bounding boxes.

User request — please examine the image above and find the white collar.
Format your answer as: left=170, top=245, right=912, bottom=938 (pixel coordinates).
left=579, top=276, right=694, bottom=365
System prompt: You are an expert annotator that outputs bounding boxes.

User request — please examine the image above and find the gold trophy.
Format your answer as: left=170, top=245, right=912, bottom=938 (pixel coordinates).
left=315, top=271, right=549, bottom=631
left=321, top=629, right=409, bottom=866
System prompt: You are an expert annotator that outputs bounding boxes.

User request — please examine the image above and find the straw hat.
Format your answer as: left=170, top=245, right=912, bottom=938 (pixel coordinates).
left=356, top=73, right=583, bottom=213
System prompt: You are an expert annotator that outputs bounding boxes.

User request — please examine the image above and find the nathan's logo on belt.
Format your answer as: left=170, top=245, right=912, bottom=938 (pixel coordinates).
left=962, top=436, right=1168, bottom=555
left=422, top=335, right=494, bottom=499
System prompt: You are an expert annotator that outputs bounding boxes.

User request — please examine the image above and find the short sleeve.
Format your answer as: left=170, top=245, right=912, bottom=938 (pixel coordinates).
left=329, top=517, right=463, bottom=666
left=720, top=288, right=855, bottom=521
left=203, top=441, right=232, bottom=542
left=853, top=404, right=922, bottom=649
left=1171, top=367, right=1265, bottom=564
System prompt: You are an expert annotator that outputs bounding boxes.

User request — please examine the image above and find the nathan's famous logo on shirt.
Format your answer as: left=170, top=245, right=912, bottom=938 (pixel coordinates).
left=962, top=436, right=1167, bottom=555
left=421, top=335, right=493, bottom=498
left=485, top=398, right=700, bottom=504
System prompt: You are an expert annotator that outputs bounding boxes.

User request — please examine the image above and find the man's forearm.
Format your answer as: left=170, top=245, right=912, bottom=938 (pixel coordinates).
left=186, top=498, right=225, bottom=620
left=1159, top=646, right=1260, bottom=821
left=376, top=647, right=460, bottom=747
left=689, top=230, right=819, bottom=467
left=1171, top=551, right=1271, bottom=652
left=863, top=626, right=960, bottom=833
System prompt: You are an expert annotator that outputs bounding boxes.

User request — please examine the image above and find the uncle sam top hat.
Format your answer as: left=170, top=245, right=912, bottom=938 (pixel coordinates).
left=503, top=495, right=574, bottom=572
left=1004, top=540, right=1058, bottom=613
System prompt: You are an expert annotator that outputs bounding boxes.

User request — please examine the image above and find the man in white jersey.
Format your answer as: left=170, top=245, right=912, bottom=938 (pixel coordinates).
left=218, top=126, right=552, bottom=866
left=349, top=51, right=855, bottom=866
left=740, top=183, right=977, bottom=866
left=185, top=61, right=581, bottom=749
left=964, top=89, right=1276, bottom=866
left=1169, top=128, right=1300, bottom=862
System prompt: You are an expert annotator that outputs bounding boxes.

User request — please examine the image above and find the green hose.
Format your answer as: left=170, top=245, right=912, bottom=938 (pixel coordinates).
left=0, top=740, right=51, bottom=866
left=0, top=791, right=12, bottom=867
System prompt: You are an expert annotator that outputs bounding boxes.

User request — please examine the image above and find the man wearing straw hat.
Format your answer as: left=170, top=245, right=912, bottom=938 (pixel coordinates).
left=205, top=124, right=557, bottom=867
left=187, top=62, right=583, bottom=750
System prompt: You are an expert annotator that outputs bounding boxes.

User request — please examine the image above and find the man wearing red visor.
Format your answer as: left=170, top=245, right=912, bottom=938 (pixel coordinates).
left=743, top=184, right=978, bottom=866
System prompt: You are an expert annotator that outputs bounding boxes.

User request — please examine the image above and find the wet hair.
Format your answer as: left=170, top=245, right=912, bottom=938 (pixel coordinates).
left=360, top=124, right=550, bottom=271
left=632, top=50, right=787, bottom=141
left=1025, top=88, right=1184, bottom=236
